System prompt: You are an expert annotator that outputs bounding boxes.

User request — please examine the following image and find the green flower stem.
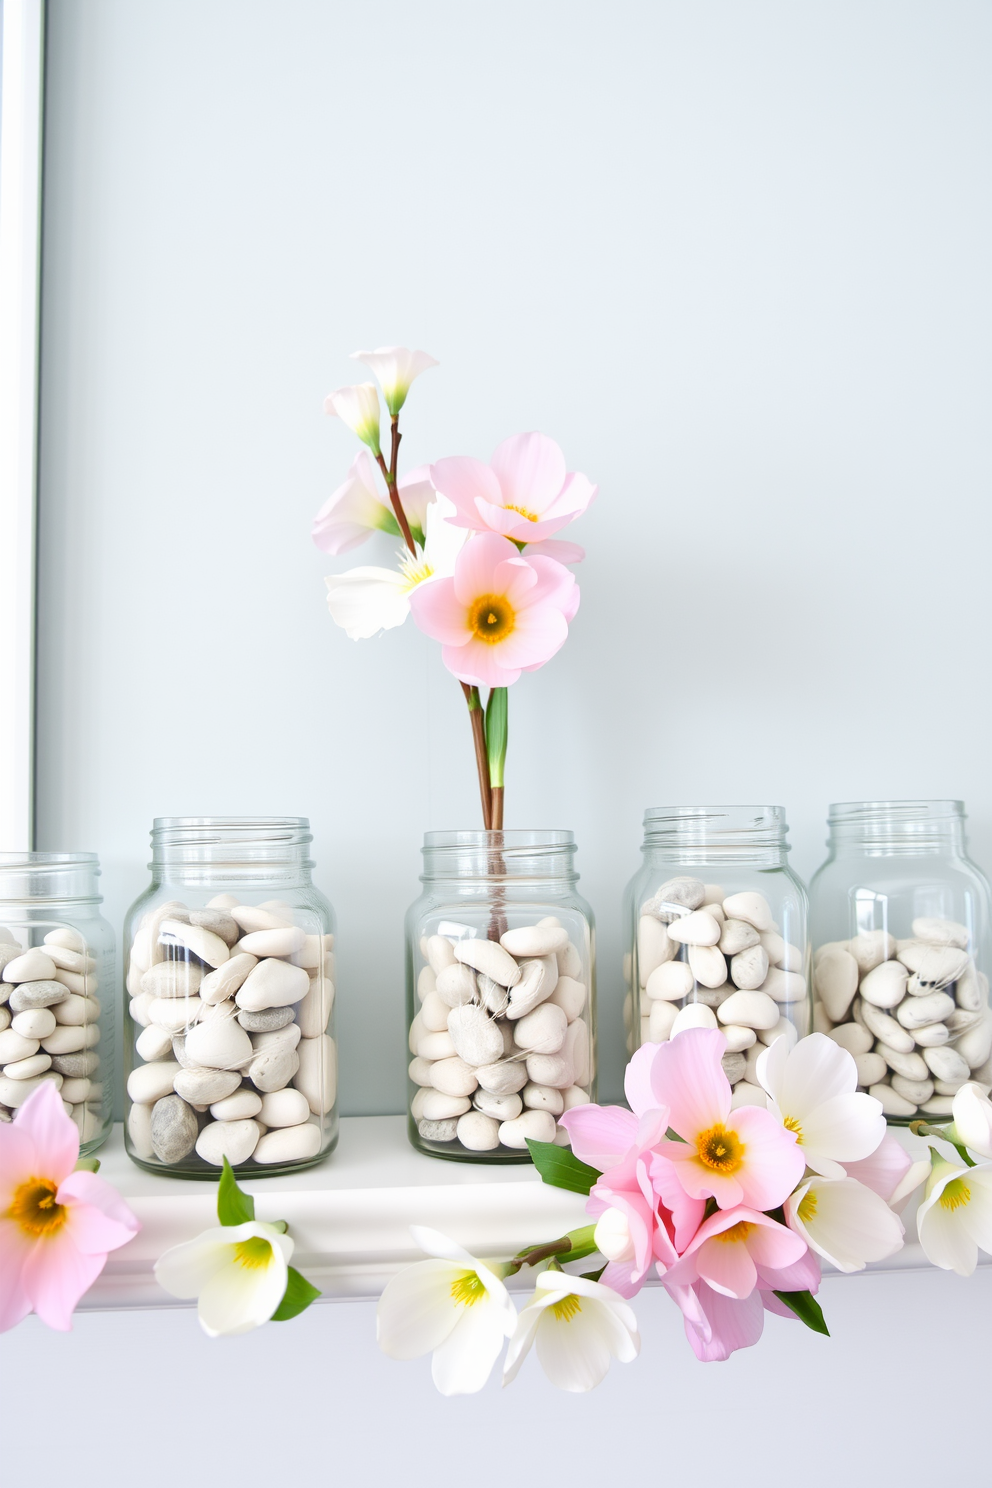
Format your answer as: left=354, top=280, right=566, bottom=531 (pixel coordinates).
left=485, top=687, right=507, bottom=830
left=506, top=1224, right=599, bottom=1275
left=911, top=1121, right=977, bottom=1167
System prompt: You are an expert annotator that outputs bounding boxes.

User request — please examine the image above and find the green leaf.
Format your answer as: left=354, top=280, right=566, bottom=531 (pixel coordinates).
left=525, top=1139, right=601, bottom=1195
left=217, top=1157, right=255, bottom=1227
left=271, top=1266, right=321, bottom=1321
left=74, top=1157, right=101, bottom=1173
left=581, top=1264, right=607, bottom=1283
left=773, top=1289, right=830, bottom=1336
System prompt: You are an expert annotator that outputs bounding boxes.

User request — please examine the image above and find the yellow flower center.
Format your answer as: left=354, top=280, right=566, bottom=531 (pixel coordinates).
left=7, top=1177, right=67, bottom=1238
left=939, top=1178, right=971, bottom=1212
left=696, top=1123, right=745, bottom=1174
left=450, top=1270, right=487, bottom=1307
left=468, top=594, right=515, bottom=644
left=783, top=1114, right=804, bottom=1144
left=400, top=557, right=434, bottom=591
left=713, top=1220, right=754, bottom=1245
left=234, top=1236, right=273, bottom=1270
left=797, top=1190, right=818, bottom=1224
left=504, top=504, right=540, bottom=523
left=549, top=1292, right=582, bottom=1322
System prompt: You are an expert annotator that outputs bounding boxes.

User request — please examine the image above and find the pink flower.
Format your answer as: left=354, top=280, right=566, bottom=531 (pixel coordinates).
left=667, top=1248, right=822, bottom=1362
left=0, top=1083, right=139, bottom=1332
left=312, top=451, right=436, bottom=555
left=661, top=1206, right=807, bottom=1299
left=649, top=1029, right=806, bottom=1210
left=408, top=532, right=578, bottom=688
left=430, top=433, right=596, bottom=546
left=842, top=1131, right=922, bottom=1210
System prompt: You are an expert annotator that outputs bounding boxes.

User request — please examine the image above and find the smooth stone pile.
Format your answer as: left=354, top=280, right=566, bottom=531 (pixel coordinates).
left=636, top=878, right=807, bottom=1108
left=409, top=917, right=592, bottom=1154
left=126, top=895, right=335, bottom=1168
left=813, top=918, right=992, bottom=1118
left=0, top=925, right=104, bottom=1143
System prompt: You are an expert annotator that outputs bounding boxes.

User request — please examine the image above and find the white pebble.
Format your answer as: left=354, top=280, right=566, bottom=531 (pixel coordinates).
left=523, top=1082, right=565, bottom=1114
left=760, top=967, right=807, bottom=1004
left=721, top=1023, right=757, bottom=1053
left=253, top=1123, right=322, bottom=1164
left=688, top=944, right=728, bottom=989
left=295, top=1033, right=336, bottom=1114
left=717, top=990, right=780, bottom=1031
left=195, top=1119, right=260, bottom=1166
left=814, top=948, right=859, bottom=1023
left=912, top=917, right=969, bottom=949
left=127, top=1061, right=181, bottom=1103
left=722, top=892, right=772, bottom=932
left=854, top=1052, right=887, bottom=1087
left=667, top=911, right=722, bottom=948
left=500, top=924, right=568, bottom=958
left=498, top=1110, right=556, bottom=1148
left=671, top=1003, right=718, bottom=1035
left=638, top=916, right=675, bottom=985
left=429, top=1056, right=479, bottom=1098
left=2, top=950, right=57, bottom=983
left=730, top=1081, right=767, bottom=1109
left=847, top=931, right=897, bottom=975
left=729, top=945, right=769, bottom=991
left=870, top=1082, right=917, bottom=1117
left=456, top=1111, right=501, bottom=1151
left=859, top=960, right=909, bottom=1009
left=827, top=1023, right=873, bottom=1055
left=210, top=1089, right=263, bottom=1120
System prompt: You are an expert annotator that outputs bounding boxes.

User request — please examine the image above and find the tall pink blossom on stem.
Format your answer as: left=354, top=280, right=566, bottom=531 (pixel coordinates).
left=409, top=532, right=578, bottom=688
left=0, top=1083, right=140, bottom=1331
left=431, top=432, right=596, bottom=563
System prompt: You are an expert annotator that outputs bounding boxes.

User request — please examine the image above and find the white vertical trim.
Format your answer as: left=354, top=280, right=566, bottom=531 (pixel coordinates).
left=0, top=0, right=45, bottom=850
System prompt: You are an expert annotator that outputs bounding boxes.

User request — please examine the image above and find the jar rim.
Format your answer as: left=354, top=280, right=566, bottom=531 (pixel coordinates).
left=828, top=800, right=964, bottom=823
left=0, top=852, right=99, bottom=869
left=424, top=830, right=575, bottom=850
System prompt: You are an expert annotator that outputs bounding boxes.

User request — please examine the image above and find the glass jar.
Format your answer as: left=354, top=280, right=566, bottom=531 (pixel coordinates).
left=623, top=806, right=811, bottom=1105
left=406, top=830, right=596, bottom=1162
left=0, top=853, right=114, bottom=1153
left=809, top=800, right=992, bottom=1123
left=123, top=817, right=337, bottom=1176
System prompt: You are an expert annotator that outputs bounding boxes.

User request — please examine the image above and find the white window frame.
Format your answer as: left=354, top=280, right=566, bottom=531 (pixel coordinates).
left=0, top=0, right=45, bottom=850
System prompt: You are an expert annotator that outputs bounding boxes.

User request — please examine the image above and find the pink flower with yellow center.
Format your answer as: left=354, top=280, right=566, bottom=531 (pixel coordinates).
left=409, top=532, right=579, bottom=688
left=649, top=1028, right=806, bottom=1210
left=0, top=1083, right=140, bottom=1331
left=430, top=432, right=596, bottom=557
left=661, top=1206, right=807, bottom=1299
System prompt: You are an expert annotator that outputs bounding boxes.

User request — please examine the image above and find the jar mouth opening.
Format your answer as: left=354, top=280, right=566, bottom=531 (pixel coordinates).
left=643, top=806, right=787, bottom=840
left=152, top=817, right=310, bottom=840
left=828, top=800, right=964, bottom=826
left=421, top=829, right=577, bottom=882
left=0, top=852, right=99, bottom=869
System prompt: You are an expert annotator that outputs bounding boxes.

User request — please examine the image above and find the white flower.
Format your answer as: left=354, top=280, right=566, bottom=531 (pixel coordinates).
left=502, top=1272, right=639, bottom=1393
left=324, top=493, right=468, bottom=639
left=917, top=1154, right=992, bottom=1276
left=593, top=1208, right=635, bottom=1264
left=756, top=1032, right=885, bottom=1178
left=312, top=450, right=398, bottom=555
left=784, top=1175, right=905, bottom=1273
left=949, top=1083, right=992, bottom=1159
left=351, top=346, right=438, bottom=416
left=324, top=382, right=381, bottom=455
left=154, top=1220, right=292, bottom=1337
left=376, top=1226, right=516, bottom=1396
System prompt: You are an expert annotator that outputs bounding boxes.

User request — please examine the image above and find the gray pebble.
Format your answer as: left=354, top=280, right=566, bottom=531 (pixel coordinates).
left=172, top=1034, right=189, bottom=1067
left=237, top=1006, right=296, bottom=1032
left=644, top=877, right=706, bottom=921
left=188, top=909, right=241, bottom=946
left=150, top=1093, right=198, bottom=1163
left=721, top=1052, right=747, bottom=1083
left=50, top=1050, right=99, bottom=1077
left=418, top=1117, right=458, bottom=1141
left=9, top=981, right=69, bottom=1012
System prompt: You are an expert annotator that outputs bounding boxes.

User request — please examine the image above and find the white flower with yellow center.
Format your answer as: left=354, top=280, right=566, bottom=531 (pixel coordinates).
left=153, top=1220, right=293, bottom=1337
left=784, top=1174, right=905, bottom=1272
left=376, top=1226, right=516, bottom=1396
left=502, top=1271, right=639, bottom=1393
left=916, top=1154, right=992, bottom=1276
left=756, top=1031, right=885, bottom=1178
left=324, top=494, right=469, bottom=640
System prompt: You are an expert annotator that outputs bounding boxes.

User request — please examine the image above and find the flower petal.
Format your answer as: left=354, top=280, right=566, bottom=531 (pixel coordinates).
left=13, top=1080, right=78, bottom=1184
left=325, top=567, right=412, bottom=640
left=196, top=1241, right=289, bottom=1337
left=649, top=1027, right=731, bottom=1138
left=679, top=1281, right=765, bottom=1361
left=490, top=432, right=567, bottom=516
left=730, top=1105, right=806, bottom=1210
left=0, top=1123, right=40, bottom=1208
left=429, top=457, right=504, bottom=527
left=311, top=450, right=393, bottom=555
left=20, top=1228, right=106, bottom=1330
left=431, top=1297, right=508, bottom=1395
left=786, top=1177, right=904, bottom=1273
left=799, top=1092, right=886, bottom=1174
left=558, top=1104, right=635, bottom=1170
left=842, top=1131, right=914, bottom=1202
left=0, top=1220, right=35, bottom=1332
left=58, top=1171, right=140, bottom=1255
left=522, top=537, right=586, bottom=564
left=377, top=1258, right=464, bottom=1359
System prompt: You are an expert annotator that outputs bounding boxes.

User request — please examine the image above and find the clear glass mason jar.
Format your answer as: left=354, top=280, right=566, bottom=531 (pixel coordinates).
left=123, top=817, right=337, bottom=1177
left=406, top=830, right=596, bottom=1163
left=0, top=853, right=114, bottom=1153
left=623, top=806, right=811, bottom=1106
left=809, top=800, right=992, bottom=1123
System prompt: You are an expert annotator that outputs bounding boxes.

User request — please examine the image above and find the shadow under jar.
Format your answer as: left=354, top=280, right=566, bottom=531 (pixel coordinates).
left=809, top=800, right=992, bottom=1123
left=623, top=806, right=811, bottom=1106
left=406, top=831, right=596, bottom=1162
left=0, top=853, right=114, bottom=1153
left=124, top=817, right=337, bottom=1177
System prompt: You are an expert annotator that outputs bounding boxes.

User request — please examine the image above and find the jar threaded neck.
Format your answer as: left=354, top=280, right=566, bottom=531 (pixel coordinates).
left=421, top=830, right=578, bottom=884
left=641, top=806, right=790, bottom=866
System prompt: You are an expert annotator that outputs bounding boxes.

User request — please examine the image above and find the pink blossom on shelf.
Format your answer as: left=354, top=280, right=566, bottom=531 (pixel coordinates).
left=648, top=1028, right=806, bottom=1210
left=0, top=1083, right=140, bottom=1332
left=430, top=433, right=596, bottom=546
left=408, top=532, right=578, bottom=688
left=660, top=1206, right=807, bottom=1300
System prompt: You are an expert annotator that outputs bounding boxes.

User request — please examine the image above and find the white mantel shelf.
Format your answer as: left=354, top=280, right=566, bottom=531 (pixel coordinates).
left=81, top=1117, right=982, bottom=1313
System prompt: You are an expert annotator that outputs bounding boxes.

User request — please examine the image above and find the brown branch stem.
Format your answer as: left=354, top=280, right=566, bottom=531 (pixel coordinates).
left=462, top=683, right=492, bottom=828
left=376, top=415, right=416, bottom=556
